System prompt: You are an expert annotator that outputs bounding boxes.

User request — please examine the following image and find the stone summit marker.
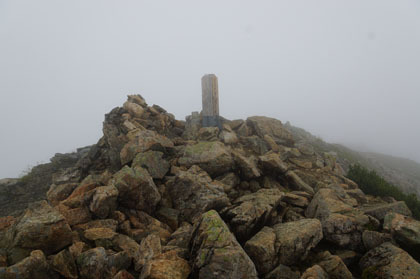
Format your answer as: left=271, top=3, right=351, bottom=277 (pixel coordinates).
left=201, top=74, right=220, bottom=128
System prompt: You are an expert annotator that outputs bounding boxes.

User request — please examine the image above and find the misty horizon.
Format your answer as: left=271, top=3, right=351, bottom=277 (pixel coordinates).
left=1, top=0, right=420, bottom=178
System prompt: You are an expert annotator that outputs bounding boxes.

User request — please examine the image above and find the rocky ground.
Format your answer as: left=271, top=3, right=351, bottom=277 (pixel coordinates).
left=1, top=95, right=420, bottom=279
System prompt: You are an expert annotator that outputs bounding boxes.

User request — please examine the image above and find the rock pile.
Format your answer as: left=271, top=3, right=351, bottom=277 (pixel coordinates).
left=1, top=95, right=419, bottom=279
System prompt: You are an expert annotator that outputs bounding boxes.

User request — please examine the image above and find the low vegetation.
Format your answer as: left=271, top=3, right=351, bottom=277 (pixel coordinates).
left=347, top=164, right=420, bottom=219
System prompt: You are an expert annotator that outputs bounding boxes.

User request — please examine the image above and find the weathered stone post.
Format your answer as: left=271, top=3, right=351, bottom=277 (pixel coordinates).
left=201, top=74, right=220, bottom=127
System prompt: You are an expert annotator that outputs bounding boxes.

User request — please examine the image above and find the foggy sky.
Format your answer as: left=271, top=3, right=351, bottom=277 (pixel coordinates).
left=1, top=0, right=420, bottom=178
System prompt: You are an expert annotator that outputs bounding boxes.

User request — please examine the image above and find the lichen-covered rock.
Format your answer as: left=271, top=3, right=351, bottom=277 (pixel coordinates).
left=51, top=249, right=78, bottom=279
left=273, top=219, right=322, bottom=264
left=283, top=193, right=309, bottom=208
left=306, top=185, right=356, bottom=219
left=83, top=227, right=117, bottom=248
left=5, top=201, right=73, bottom=264
left=190, top=210, right=258, bottom=279
left=232, top=151, right=260, bottom=180
left=263, top=264, right=300, bottom=279
left=47, top=182, right=79, bottom=206
left=245, top=219, right=322, bottom=274
left=197, top=127, right=219, bottom=141
left=156, top=207, right=179, bottom=231
left=359, top=242, right=420, bottom=279
left=305, top=185, right=370, bottom=250
left=113, top=270, right=135, bottom=279
left=285, top=171, right=314, bottom=194
left=140, top=250, right=191, bottom=279
left=362, top=201, right=412, bottom=221
left=178, top=141, right=234, bottom=177
left=76, top=247, right=109, bottom=279
left=362, top=230, right=393, bottom=251
left=167, top=166, right=230, bottom=222
left=345, top=189, right=368, bottom=205
left=224, top=189, right=283, bottom=242
left=132, top=151, right=170, bottom=179
left=258, top=152, right=288, bottom=175
left=167, top=222, right=193, bottom=249
left=301, top=265, right=329, bottom=279
left=89, top=185, right=118, bottom=219
left=246, top=116, right=294, bottom=146
left=120, top=130, right=174, bottom=165
left=219, top=126, right=238, bottom=145
left=244, top=226, right=277, bottom=274
left=123, top=100, right=144, bottom=118
left=0, top=250, right=54, bottom=279
left=314, top=251, right=352, bottom=279
left=383, top=212, right=420, bottom=248
left=321, top=212, right=370, bottom=251
left=112, top=166, right=161, bottom=214
left=111, top=234, right=141, bottom=265
left=135, top=234, right=161, bottom=272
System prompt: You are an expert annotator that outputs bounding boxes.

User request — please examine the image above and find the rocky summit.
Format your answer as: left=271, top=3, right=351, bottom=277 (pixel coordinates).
left=1, top=94, right=419, bottom=279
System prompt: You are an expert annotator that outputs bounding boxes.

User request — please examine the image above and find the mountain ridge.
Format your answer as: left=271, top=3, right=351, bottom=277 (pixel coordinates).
left=1, top=94, right=420, bottom=278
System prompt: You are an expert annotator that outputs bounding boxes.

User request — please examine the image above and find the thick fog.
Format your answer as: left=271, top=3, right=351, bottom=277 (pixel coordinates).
left=1, top=0, right=420, bottom=178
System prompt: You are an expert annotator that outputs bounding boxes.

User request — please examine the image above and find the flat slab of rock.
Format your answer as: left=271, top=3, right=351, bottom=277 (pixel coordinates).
left=362, top=201, right=412, bottom=221
left=360, top=242, right=420, bottom=279
left=178, top=141, right=234, bottom=176
left=190, top=210, right=258, bottom=279
left=167, top=166, right=230, bottom=222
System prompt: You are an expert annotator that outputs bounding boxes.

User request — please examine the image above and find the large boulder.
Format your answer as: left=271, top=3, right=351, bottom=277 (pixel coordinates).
left=305, top=185, right=357, bottom=220
left=89, top=185, right=118, bottom=219
left=223, top=189, right=283, bottom=242
left=111, top=166, right=161, bottom=214
left=50, top=249, right=78, bottom=279
left=301, top=265, right=329, bottom=279
left=76, top=247, right=109, bottom=279
left=313, top=251, right=352, bottom=279
left=190, top=210, right=258, bottom=279
left=140, top=250, right=191, bottom=279
left=167, top=166, right=230, bottom=222
left=362, top=230, right=393, bottom=251
left=76, top=247, right=130, bottom=279
left=359, top=242, right=420, bottom=279
left=362, top=201, right=412, bottom=221
left=305, top=185, right=370, bottom=250
left=258, top=153, right=288, bottom=175
left=0, top=250, right=54, bottom=279
left=132, top=151, right=170, bottom=179
left=383, top=212, right=420, bottom=250
left=47, top=182, right=79, bottom=206
left=120, top=130, right=174, bottom=165
left=245, top=219, right=323, bottom=274
left=3, top=201, right=73, bottom=264
left=246, top=116, right=294, bottom=146
left=135, top=234, right=161, bottom=271
left=232, top=151, right=260, bottom=180
left=263, top=264, right=300, bottom=279
left=178, top=142, right=234, bottom=176
left=285, top=171, right=314, bottom=195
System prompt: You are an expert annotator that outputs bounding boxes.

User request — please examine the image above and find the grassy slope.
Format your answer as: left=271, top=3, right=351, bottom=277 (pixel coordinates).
left=285, top=123, right=420, bottom=197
